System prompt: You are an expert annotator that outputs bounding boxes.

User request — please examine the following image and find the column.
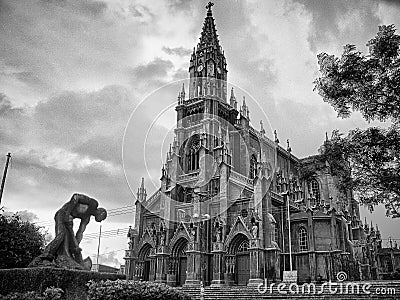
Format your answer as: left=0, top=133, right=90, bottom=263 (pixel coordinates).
left=211, top=241, right=225, bottom=286
left=248, top=238, right=264, bottom=286
left=155, top=245, right=169, bottom=283
left=185, top=241, right=201, bottom=286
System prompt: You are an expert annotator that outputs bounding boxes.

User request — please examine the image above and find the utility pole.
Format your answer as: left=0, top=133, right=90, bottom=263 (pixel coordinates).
left=96, top=225, right=102, bottom=271
left=0, top=153, right=11, bottom=205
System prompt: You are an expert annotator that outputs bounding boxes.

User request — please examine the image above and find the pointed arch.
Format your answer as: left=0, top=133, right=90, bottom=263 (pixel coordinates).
left=224, top=216, right=252, bottom=252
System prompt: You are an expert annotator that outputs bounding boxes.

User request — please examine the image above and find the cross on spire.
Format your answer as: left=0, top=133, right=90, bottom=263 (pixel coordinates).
left=206, top=1, right=214, bottom=16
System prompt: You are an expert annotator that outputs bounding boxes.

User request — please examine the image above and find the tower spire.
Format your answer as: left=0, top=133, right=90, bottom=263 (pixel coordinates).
left=188, top=2, right=227, bottom=101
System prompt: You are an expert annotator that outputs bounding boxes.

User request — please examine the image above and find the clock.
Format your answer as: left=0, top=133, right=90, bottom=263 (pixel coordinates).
left=197, top=64, right=203, bottom=72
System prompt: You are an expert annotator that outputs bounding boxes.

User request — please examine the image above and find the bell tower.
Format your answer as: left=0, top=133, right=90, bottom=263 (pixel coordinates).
left=189, top=2, right=228, bottom=101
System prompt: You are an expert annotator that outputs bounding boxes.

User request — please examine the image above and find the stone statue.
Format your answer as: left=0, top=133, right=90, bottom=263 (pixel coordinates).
left=159, top=223, right=167, bottom=246
left=252, top=222, right=259, bottom=239
left=29, top=193, right=107, bottom=270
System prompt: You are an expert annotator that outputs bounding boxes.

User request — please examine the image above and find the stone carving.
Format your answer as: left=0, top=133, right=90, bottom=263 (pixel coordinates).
left=159, top=222, right=167, bottom=246
left=252, top=223, right=259, bottom=239
left=29, top=194, right=107, bottom=270
left=214, top=215, right=224, bottom=243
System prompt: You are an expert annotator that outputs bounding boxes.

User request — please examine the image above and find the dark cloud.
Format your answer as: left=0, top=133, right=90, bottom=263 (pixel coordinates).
left=167, top=0, right=195, bottom=11
left=42, top=0, right=108, bottom=18
left=0, top=86, right=140, bottom=215
left=128, top=3, right=154, bottom=22
left=130, top=58, right=174, bottom=80
left=382, top=0, right=400, bottom=5
left=162, top=46, right=192, bottom=56
left=293, top=0, right=381, bottom=52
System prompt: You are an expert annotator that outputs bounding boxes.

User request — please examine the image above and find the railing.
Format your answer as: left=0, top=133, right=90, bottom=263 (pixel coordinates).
left=178, top=171, right=199, bottom=182
left=146, top=189, right=161, bottom=206
left=230, top=170, right=253, bottom=187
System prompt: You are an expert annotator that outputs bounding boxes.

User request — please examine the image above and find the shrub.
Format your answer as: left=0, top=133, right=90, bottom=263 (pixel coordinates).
left=87, top=280, right=192, bottom=300
left=0, top=211, right=46, bottom=269
left=0, top=267, right=124, bottom=300
left=0, top=291, right=43, bottom=300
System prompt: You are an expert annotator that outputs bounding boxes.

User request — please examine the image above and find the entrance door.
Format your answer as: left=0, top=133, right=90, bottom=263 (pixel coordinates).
left=143, top=260, right=150, bottom=281
left=237, top=254, right=250, bottom=285
left=178, top=257, right=187, bottom=286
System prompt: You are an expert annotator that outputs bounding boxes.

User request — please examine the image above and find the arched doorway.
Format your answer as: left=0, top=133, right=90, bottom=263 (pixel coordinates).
left=228, top=233, right=250, bottom=285
left=170, top=237, right=188, bottom=286
left=138, top=243, right=152, bottom=281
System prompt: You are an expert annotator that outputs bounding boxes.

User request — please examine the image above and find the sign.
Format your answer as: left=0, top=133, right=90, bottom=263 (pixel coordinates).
left=283, top=270, right=298, bottom=282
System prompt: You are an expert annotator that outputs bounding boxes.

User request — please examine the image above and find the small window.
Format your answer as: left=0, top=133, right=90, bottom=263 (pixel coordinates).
left=298, top=227, right=308, bottom=252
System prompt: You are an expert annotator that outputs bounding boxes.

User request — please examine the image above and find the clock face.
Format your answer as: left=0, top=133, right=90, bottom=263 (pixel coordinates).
left=197, top=64, right=203, bottom=72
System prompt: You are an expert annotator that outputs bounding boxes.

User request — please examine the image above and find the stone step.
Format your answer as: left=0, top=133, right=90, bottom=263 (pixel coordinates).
left=178, top=281, right=400, bottom=300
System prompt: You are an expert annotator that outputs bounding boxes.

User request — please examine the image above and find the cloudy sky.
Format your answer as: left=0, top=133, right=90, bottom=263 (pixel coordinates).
left=1, top=0, right=400, bottom=267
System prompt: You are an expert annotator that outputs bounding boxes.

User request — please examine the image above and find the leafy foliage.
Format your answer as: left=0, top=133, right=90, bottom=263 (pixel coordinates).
left=345, top=125, right=400, bottom=217
left=299, top=130, right=351, bottom=192
left=0, top=209, right=46, bottom=268
left=0, top=267, right=124, bottom=300
left=314, top=25, right=400, bottom=122
left=87, top=279, right=192, bottom=300
left=314, top=24, right=400, bottom=218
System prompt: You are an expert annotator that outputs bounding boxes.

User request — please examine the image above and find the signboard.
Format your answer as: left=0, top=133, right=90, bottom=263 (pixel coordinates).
left=283, top=270, right=298, bottom=282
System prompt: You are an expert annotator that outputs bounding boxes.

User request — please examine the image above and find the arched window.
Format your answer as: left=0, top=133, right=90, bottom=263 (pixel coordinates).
left=237, top=240, right=249, bottom=253
left=309, top=179, right=320, bottom=206
left=384, top=257, right=393, bottom=273
left=186, top=135, right=200, bottom=172
left=249, top=155, right=257, bottom=179
left=298, top=227, right=308, bottom=252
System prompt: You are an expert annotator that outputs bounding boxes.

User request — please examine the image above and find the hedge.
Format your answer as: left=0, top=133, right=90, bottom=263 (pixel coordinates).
left=0, top=287, right=63, bottom=300
left=0, top=267, right=124, bottom=300
left=87, top=280, right=192, bottom=300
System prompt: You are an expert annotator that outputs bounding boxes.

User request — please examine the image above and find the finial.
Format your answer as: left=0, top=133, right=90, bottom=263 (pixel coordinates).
left=274, top=130, right=279, bottom=144
left=260, top=120, right=265, bottom=135
left=206, top=2, right=214, bottom=15
left=287, top=139, right=291, bottom=153
left=325, top=132, right=329, bottom=142
left=140, top=177, right=145, bottom=188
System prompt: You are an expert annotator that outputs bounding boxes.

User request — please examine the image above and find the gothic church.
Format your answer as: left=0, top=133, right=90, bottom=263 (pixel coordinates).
left=124, top=3, right=391, bottom=286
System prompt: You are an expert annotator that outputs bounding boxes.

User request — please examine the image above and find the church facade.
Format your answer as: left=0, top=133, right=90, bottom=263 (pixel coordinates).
left=124, top=3, right=393, bottom=286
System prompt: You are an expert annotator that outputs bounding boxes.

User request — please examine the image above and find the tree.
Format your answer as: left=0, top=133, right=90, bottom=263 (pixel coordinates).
left=314, top=25, right=400, bottom=218
left=315, top=25, right=400, bottom=122
left=0, top=209, right=46, bottom=268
